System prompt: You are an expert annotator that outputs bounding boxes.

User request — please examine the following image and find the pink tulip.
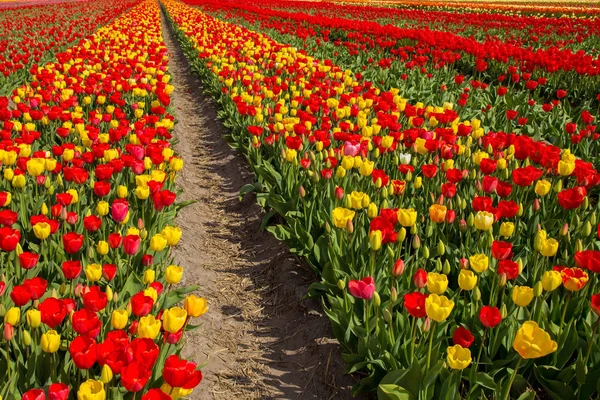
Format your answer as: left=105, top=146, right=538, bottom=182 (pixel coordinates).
left=343, top=141, right=361, bottom=157
left=348, top=277, right=376, bottom=300
left=111, top=199, right=129, bottom=223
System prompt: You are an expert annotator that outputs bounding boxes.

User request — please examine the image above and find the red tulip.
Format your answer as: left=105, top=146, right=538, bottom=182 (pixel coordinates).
left=491, top=241, right=513, bottom=260
left=142, top=389, right=171, bottom=400
left=108, top=233, right=123, bottom=248
left=131, top=292, right=154, bottom=317
left=0, top=226, right=20, bottom=252
left=497, top=260, right=519, bottom=280
left=23, top=277, right=47, bottom=300
left=62, top=232, right=84, bottom=254
left=83, top=215, right=102, bottom=232
left=72, top=309, right=101, bottom=338
left=10, top=285, right=32, bottom=306
left=479, top=306, right=502, bottom=328
left=452, top=326, right=474, bottom=348
left=121, top=362, right=151, bottom=392
left=22, top=389, right=45, bottom=400
left=591, top=294, right=600, bottom=317
left=62, top=260, right=82, bottom=280
left=83, top=286, right=108, bottom=312
left=38, top=297, right=68, bottom=328
left=123, top=235, right=141, bottom=256
left=403, top=292, right=428, bottom=318
left=557, top=186, right=586, bottom=210
left=48, top=383, right=69, bottom=400
left=413, top=268, right=428, bottom=288
left=19, top=252, right=39, bottom=269
left=162, top=355, right=203, bottom=389
left=69, top=336, right=97, bottom=369
left=103, top=264, right=117, bottom=281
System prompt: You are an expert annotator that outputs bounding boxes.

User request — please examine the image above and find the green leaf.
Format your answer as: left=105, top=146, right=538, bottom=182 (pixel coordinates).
left=377, top=384, right=413, bottom=400
left=534, top=365, right=575, bottom=400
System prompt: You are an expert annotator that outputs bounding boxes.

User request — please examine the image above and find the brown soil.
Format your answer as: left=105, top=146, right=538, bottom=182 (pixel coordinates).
left=160, top=10, right=364, bottom=400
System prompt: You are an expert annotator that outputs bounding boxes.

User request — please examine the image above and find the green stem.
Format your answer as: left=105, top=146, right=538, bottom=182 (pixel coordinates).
left=365, top=300, right=370, bottom=335
left=503, top=357, right=523, bottom=400
left=426, top=322, right=436, bottom=370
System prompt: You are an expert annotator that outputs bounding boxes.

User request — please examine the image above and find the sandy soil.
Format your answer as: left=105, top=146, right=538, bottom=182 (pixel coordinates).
left=160, top=10, right=363, bottom=400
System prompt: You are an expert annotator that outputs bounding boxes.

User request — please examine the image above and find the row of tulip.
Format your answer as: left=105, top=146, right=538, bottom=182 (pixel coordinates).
left=0, top=1, right=205, bottom=398
left=164, top=0, right=600, bottom=398
left=248, top=0, right=599, bottom=51
left=0, top=0, right=140, bottom=96
left=193, top=0, right=600, bottom=170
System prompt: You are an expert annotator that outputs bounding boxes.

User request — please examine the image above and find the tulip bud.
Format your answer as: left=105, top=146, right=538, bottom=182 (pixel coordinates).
left=560, top=223, right=569, bottom=236
left=390, top=287, right=398, bottom=303
left=459, top=219, right=467, bottom=232
left=51, top=288, right=58, bottom=298
left=576, top=239, right=583, bottom=252
left=443, top=260, right=451, bottom=275
left=412, top=234, right=421, bottom=249
left=106, top=286, right=114, bottom=302
left=386, top=247, right=395, bottom=260
left=346, top=219, right=353, bottom=234
left=3, top=323, right=13, bottom=341
left=392, top=260, right=405, bottom=277
left=422, top=317, right=431, bottom=333
left=369, top=230, right=382, bottom=251
left=437, top=240, right=445, bottom=256
left=137, top=218, right=145, bottom=230
left=335, top=187, right=344, bottom=200
left=414, top=177, right=422, bottom=189
left=583, top=221, right=592, bottom=236
left=499, top=273, right=507, bottom=287
left=583, top=197, right=589, bottom=210
left=101, top=364, right=114, bottom=383
left=22, top=330, right=31, bottom=346
left=473, top=286, right=481, bottom=301
left=467, top=213, right=474, bottom=227
left=0, top=305, right=6, bottom=318
left=373, top=292, right=381, bottom=307
left=533, top=281, right=543, bottom=297
left=337, top=279, right=345, bottom=291
left=367, top=203, right=378, bottom=219
left=325, top=222, right=331, bottom=234
left=460, top=258, right=469, bottom=269
left=59, top=283, right=67, bottom=296
left=426, top=224, right=433, bottom=238
left=422, top=246, right=429, bottom=258
left=299, top=186, right=306, bottom=198
left=501, top=304, right=508, bottom=318
left=435, top=258, right=442, bottom=272
left=591, top=213, right=597, bottom=226
left=553, top=179, right=562, bottom=193
left=517, top=259, right=524, bottom=274
left=381, top=199, right=389, bottom=209
left=383, top=308, right=392, bottom=324
left=532, top=199, right=540, bottom=212
left=397, top=227, right=406, bottom=242
left=410, top=224, right=417, bottom=235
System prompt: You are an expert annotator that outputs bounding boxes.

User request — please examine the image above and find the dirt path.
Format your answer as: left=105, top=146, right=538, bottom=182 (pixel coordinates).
left=160, top=10, right=360, bottom=400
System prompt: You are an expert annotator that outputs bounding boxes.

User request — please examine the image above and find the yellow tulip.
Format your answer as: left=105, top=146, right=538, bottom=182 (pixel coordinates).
left=425, top=294, right=454, bottom=322
left=26, top=309, right=41, bottom=328
left=86, top=263, right=102, bottom=282
left=184, top=295, right=209, bottom=317
left=41, top=330, right=61, bottom=353
left=397, top=208, right=417, bottom=227
left=513, top=321, right=557, bottom=359
left=349, top=191, right=370, bottom=209
left=96, top=201, right=109, bottom=216
left=163, top=307, right=188, bottom=333
left=4, top=307, right=20, bottom=326
left=332, top=207, right=355, bottom=229
left=539, top=238, right=558, bottom=257
left=499, top=222, right=515, bottom=238
left=426, top=272, right=448, bottom=294
left=458, top=270, right=477, bottom=291
left=149, top=234, right=168, bottom=252
left=359, top=159, right=374, bottom=176
left=541, top=271, right=562, bottom=292
left=162, top=226, right=182, bottom=246
left=33, top=222, right=51, bottom=240
left=111, top=310, right=128, bottom=330
left=137, top=315, right=161, bottom=339
left=512, top=286, right=534, bottom=307
left=165, top=265, right=184, bottom=284
left=474, top=211, right=494, bottom=231
left=534, top=180, right=551, bottom=196
left=447, top=345, right=472, bottom=370
left=77, top=380, right=105, bottom=400
left=26, top=158, right=46, bottom=177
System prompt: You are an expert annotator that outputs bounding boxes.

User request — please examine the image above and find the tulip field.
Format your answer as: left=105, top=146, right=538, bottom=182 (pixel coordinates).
left=2, top=0, right=600, bottom=398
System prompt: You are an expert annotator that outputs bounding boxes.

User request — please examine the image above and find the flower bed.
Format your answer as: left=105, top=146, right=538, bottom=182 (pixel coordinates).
left=0, top=1, right=205, bottom=398
left=163, top=0, right=600, bottom=398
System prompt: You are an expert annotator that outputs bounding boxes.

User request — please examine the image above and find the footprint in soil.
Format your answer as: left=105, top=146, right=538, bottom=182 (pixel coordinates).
left=159, top=8, right=372, bottom=400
